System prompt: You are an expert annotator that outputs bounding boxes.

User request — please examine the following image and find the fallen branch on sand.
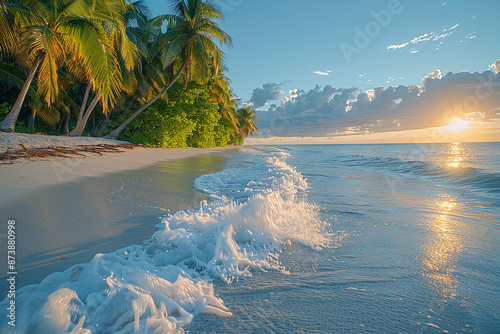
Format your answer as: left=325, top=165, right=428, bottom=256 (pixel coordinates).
left=0, top=143, right=140, bottom=163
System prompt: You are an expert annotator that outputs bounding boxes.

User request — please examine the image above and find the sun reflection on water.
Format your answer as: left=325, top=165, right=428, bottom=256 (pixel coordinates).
left=422, top=195, right=462, bottom=299
left=445, top=142, right=466, bottom=168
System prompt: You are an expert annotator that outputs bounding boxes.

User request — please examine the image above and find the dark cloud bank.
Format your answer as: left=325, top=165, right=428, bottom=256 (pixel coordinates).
left=249, top=82, right=283, bottom=109
left=251, top=70, right=500, bottom=137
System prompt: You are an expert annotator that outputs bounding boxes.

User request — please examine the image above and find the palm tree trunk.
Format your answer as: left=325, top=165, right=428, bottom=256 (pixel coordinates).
left=96, top=111, right=111, bottom=136
left=28, top=108, right=37, bottom=131
left=78, top=83, right=92, bottom=123
left=63, top=112, right=70, bottom=134
left=228, top=132, right=243, bottom=145
left=106, top=63, right=186, bottom=139
left=0, top=57, right=42, bottom=132
left=184, top=60, right=190, bottom=89
left=66, top=93, right=100, bottom=136
left=57, top=113, right=64, bottom=132
left=121, top=94, right=137, bottom=115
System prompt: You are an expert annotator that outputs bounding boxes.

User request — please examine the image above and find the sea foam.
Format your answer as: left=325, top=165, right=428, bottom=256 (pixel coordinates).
left=0, top=155, right=331, bottom=333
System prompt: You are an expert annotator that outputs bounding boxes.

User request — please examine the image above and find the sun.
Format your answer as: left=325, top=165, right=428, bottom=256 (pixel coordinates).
left=445, top=118, right=470, bottom=133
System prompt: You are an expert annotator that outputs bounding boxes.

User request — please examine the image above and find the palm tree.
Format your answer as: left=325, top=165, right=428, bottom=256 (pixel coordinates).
left=209, top=75, right=239, bottom=133
left=66, top=0, right=141, bottom=136
left=232, top=106, right=258, bottom=143
left=105, top=0, right=232, bottom=139
left=0, top=0, right=21, bottom=55
left=96, top=8, right=166, bottom=135
left=0, top=0, right=137, bottom=132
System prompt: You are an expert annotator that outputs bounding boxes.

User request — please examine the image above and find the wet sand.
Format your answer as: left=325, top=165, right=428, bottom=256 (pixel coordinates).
left=0, top=147, right=238, bottom=294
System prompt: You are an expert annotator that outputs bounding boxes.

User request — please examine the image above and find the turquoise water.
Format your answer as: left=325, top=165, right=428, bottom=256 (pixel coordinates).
left=1, top=142, right=499, bottom=333
left=188, top=143, right=500, bottom=333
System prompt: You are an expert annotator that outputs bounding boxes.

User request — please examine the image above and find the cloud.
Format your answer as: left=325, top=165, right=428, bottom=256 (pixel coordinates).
left=255, top=70, right=500, bottom=137
left=422, top=69, right=442, bottom=89
left=387, top=24, right=459, bottom=52
left=410, top=33, right=434, bottom=44
left=433, top=31, right=452, bottom=40
left=491, top=59, right=500, bottom=73
left=241, top=101, right=253, bottom=108
left=466, top=32, right=477, bottom=39
left=249, top=82, right=284, bottom=109
left=313, top=70, right=332, bottom=76
left=443, top=23, right=460, bottom=31
left=388, top=42, right=409, bottom=50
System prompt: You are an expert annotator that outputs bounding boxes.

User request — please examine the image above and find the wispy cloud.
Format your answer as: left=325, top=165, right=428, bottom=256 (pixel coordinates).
left=466, top=32, right=477, bottom=39
left=388, top=42, right=409, bottom=50
left=387, top=23, right=460, bottom=52
left=460, top=31, right=478, bottom=43
left=443, top=23, right=460, bottom=31
left=313, top=70, right=332, bottom=76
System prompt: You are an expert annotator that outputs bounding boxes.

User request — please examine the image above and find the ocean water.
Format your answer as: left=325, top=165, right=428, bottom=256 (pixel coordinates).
left=1, top=142, right=499, bottom=333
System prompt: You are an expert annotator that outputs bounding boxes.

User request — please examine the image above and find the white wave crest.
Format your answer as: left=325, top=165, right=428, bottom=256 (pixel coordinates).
left=0, top=156, right=332, bottom=333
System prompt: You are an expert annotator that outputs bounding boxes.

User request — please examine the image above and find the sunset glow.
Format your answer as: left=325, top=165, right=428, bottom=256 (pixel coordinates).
left=445, top=118, right=470, bottom=133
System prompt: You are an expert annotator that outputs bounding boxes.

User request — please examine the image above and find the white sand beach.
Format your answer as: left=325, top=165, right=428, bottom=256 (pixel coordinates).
left=0, top=132, right=235, bottom=201
left=0, top=132, right=238, bottom=290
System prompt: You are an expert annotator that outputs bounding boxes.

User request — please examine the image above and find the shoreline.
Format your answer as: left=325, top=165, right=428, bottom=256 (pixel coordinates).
left=0, top=132, right=238, bottom=202
left=0, top=144, right=238, bottom=292
left=0, top=132, right=240, bottom=292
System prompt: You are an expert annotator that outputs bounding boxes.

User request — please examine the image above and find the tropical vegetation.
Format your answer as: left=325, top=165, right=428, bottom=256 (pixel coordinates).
left=0, top=0, right=258, bottom=146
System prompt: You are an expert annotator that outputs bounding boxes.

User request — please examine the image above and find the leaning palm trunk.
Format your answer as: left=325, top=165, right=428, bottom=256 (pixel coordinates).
left=228, top=132, right=242, bottom=145
left=77, top=83, right=92, bottom=124
left=27, top=108, right=37, bottom=131
left=95, top=111, right=111, bottom=136
left=0, top=58, right=42, bottom=132
left=105, top=63, right=186, bottom=139
left=66, top=93, right=99, bottom=136
left=63, top=112, right=70, bottom=134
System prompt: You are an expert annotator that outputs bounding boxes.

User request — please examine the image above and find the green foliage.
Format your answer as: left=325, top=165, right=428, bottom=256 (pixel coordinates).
left=185, top=93, right=221, bottom=148
left=232, top=135, right=245, bottom=146
left=213, top=118, right=233, bottom=147
left=117, top=99, right=195, bottom=147
left=118, top=82, right=233, bottom=148
left=0, top=102, right=10, bottom=119
left=0, top=0, right=245, bottom=141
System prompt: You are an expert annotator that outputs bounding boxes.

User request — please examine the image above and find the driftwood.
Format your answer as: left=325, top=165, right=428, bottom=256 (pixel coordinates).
left=0, top=143, right=141, bottom=163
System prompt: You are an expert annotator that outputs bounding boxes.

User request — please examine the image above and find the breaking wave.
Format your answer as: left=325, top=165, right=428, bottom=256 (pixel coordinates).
left=0, top=155, right=332, bottom=333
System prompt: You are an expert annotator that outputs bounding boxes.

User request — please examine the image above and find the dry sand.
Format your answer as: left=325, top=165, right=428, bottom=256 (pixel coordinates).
left=0, top=132, right=235, bottom=201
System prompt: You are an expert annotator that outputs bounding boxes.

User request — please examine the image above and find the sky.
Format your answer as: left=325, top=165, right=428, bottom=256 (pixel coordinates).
left=146, top=0, right=500, bottom=143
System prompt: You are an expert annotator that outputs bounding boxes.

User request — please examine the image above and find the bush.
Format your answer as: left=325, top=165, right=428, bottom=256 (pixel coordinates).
left=119, top=99, right=196, bottom=147
left=118, top=82, right=234, bottom=148
left=213, top=118, right=233, bottom=147
left=0, top=102, right=10, bottom=119
left=233, top=135, right=244, bottom=146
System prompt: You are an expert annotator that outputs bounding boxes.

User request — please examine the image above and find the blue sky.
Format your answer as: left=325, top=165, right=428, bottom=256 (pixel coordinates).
left=146, top=0, right=500, bottom=142
left=210, top=0, right=499, bottom=101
